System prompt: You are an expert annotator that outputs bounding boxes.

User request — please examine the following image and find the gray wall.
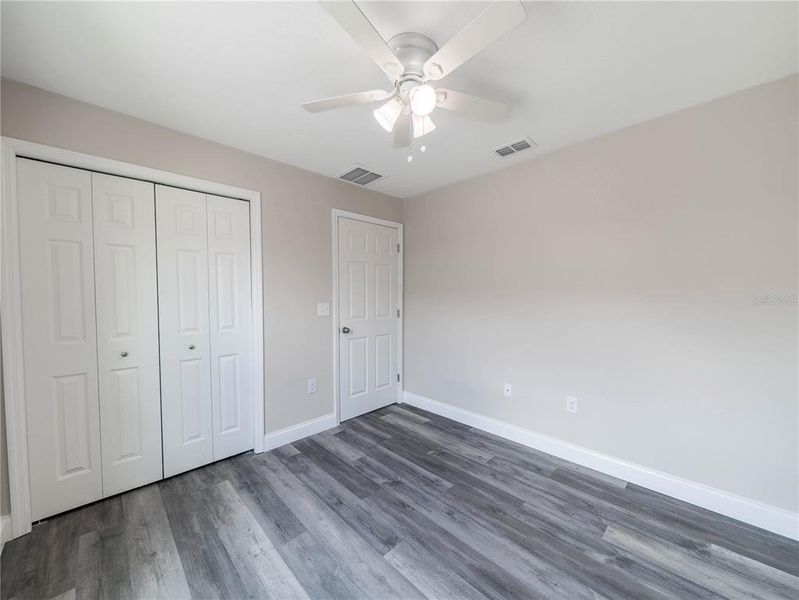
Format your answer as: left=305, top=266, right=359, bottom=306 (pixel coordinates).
left=402, top=76, right=798, bottom=512
left=2, top=76, right=796, bottom=518
left=0, top=79, right=402, bottom=515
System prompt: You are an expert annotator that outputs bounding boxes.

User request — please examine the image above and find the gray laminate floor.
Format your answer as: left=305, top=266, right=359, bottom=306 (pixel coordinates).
left=2, top=403, right=798, bottom=599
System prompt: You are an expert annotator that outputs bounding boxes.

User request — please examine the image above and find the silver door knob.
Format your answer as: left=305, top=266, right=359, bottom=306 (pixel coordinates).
left=120, top=351, right=128, bottom=358
left=341, top=327, right=351, bottom=334
left=188, top=344, right=196, bottom=350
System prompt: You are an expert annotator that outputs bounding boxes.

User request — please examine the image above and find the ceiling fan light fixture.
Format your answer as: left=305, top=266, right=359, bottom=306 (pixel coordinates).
left=412, top=114, right=436, bottom=138
left=373, top=97, right=403, bottom=132
left=410, top=84, right=437, bottom=116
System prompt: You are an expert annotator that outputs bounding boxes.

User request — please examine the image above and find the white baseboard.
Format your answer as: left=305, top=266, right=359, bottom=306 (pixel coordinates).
left=402, top=391, right=799, bottom=541
left=264, top=413, right=338, bottom=452
left=1, top=515, right=11, bottom=554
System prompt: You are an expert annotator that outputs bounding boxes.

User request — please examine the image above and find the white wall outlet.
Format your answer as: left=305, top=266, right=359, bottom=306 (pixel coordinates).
left=307, top=378, right=317, bottom=394
left=317, top=302, right=330, bottom=317
left=566, top=395, right=578, bottom=414
left=503, top=383, right=512, bottom=398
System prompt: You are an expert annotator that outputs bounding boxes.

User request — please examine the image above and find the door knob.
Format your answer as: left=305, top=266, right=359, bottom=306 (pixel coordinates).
left=341, top=327, right=351, bottom=334
left=188, top=344, right=196, bottom=350
left=120, top=351, right=128, bottom=358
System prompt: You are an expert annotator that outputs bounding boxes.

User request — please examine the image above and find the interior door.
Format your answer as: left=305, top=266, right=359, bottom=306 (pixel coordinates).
left=17, top=158, right=103, bottom=520
left=156, top=185, right=213, bottom=477
left=92, top=173, right=163, bottom=496
left=207, top=194, right=253, bottom=460
left=338, top=217, right=400, bottom=421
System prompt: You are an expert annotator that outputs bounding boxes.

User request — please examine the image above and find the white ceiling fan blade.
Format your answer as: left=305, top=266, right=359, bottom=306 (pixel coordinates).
left=436, top=89, right=509, bottom=120
left=423, top=0, right=526, bottom=81
left=394, top=112, right=411, bottom=148
left=321, top=1, right=403, bottom=80
left=302, top=89, right=393, bottom=113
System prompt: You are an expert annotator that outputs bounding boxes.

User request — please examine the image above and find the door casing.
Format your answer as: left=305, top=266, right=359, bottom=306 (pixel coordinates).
left=331, top=209, right=403, bottom=424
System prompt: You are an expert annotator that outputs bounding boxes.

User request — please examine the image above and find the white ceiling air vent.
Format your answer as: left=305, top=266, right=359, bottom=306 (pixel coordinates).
left=494, top=137, right=537, bottom=158
left=338, top=164, right=383, bottom=186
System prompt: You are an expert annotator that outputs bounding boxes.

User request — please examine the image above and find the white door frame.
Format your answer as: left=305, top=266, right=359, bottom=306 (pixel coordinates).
left=331, top=209, right=403, bottom=424
left=0, top=137, right=266, bottom=539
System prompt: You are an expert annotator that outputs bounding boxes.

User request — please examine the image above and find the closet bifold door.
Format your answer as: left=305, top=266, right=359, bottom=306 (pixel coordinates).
left=207, top=195, right=253, bottom=460
left=17, top=159, right=103, bottom=520
left=92, top=173, right=163, bottom=496
left=156, top=185, right=214, bottom=477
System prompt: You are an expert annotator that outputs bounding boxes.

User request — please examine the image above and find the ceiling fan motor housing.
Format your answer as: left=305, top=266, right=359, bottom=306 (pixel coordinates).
left=388, top=32, right=438, bottom=80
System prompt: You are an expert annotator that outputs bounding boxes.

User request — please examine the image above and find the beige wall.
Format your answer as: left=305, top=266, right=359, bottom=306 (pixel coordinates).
left=2, top=76, right=796, bottom=518
left=0, top=79, right=402, bottom=515
left=402, top=76, right=798, bottom=512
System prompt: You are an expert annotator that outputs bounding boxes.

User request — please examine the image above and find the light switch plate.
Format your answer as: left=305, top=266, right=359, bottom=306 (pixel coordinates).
left=317, top=302, right=330, bottom=317
left=503, top=383, right=512, bottom=398
left=307, top=378, right=317, bottom=394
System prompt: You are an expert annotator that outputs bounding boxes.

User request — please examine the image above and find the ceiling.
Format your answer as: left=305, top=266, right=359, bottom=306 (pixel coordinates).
left=2, top=2, right=796, bottom=198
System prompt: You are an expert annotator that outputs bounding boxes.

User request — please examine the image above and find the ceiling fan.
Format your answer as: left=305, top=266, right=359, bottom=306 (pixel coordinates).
left=302, top=0, right=526, bottom=152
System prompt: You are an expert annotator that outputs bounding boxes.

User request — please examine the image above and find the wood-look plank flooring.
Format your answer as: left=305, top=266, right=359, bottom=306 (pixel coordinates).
left=3, top=403, right=798, bottom=599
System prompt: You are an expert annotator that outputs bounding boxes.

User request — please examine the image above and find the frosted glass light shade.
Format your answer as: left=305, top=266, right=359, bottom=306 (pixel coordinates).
left=412, top=114, right=436, bottom=138
left=410, top=84, right=437, bottom=116
left=373, top=98, right=403, bottom=132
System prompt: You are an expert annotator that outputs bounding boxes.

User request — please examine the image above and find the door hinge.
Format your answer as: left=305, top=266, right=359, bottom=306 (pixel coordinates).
left=397, top=308, right=400, bottom=318
left=397, top=243, right=401, bottom=253
left=397, top=373, right=400, bottom=382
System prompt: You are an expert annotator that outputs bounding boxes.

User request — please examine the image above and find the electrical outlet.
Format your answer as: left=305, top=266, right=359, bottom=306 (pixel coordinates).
left=307, top=378, right=317, bottom=394
left=503, top=383, right=512, bottom=398
left=317, top=302, right=330, bottom=317
left=566, top=395, right=578, bottom=414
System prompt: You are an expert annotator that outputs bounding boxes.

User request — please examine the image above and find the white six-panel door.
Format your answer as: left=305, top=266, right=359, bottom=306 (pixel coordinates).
left=207, top=195, right=253, bottom=460
left=92, top=173, right=163, bottom=496
left=338, top=217, right=399, bottom=421
left=18, top=159, right=103, bottom=520
left=156, top=185, right=214, bottom=477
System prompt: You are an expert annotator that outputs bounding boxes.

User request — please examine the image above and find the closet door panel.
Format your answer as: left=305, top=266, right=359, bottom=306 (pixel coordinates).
left=156, top=185, right=213, bottom=477
left=17, top=158, right=102, bottom=520
left=207, top=195, right=253, bottom=460
left=92, top=173, right=162, bottom=496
